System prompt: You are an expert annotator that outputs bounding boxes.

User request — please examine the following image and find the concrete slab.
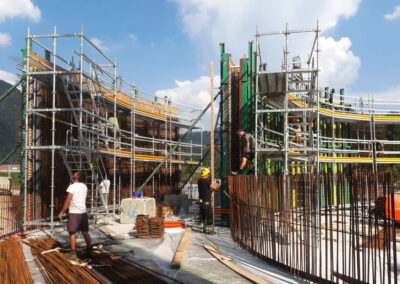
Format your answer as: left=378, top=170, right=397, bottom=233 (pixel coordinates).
left=120, top=197, right=156, bottom=224
left=88, top=217, right=303, bottom=283
left=202, top=226, right=306, bottom=284
left=29, top=213, right=303, bottom=283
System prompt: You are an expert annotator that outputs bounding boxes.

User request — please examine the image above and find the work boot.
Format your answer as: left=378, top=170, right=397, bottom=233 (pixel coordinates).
left=84, top=246, right=93, bottom=258
left=65, top=250, right=77, bottom=261
left=204, top=226, right=214, bottom=234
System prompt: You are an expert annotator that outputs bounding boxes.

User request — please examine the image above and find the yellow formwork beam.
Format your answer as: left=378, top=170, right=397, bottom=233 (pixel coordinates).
left=98, top=147, right=199, bottom=165
left=288, top=94, right=400, bottom=122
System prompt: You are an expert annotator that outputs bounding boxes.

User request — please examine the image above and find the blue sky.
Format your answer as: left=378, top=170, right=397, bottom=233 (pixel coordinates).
left=1, top=0, right=400, bottom=107
left=0, top=0, right=200, bottom=90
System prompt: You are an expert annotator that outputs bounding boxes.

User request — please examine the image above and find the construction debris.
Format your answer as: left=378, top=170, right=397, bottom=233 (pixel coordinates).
left=0, top=240, right=33, bottom=284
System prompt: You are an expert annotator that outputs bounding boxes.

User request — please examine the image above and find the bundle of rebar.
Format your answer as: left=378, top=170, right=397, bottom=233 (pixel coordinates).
left=24, top=237, right=106, bottom=284
left=0, top=240, right=33, bottom=284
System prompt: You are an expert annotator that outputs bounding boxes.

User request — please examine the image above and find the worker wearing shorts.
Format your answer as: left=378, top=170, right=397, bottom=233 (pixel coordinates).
left=59, top=172, right=92, bottom=261
left=244, top=151, right=255, bottom=162
left=67, top=212, right=89, bottom=233
left=232, top=129, right=256, bottom=175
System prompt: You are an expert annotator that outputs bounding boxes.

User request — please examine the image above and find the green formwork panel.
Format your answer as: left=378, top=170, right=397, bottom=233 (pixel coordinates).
left=240, top=58, right=249, bottom=131
left=220, top=43, right=230, bottom=226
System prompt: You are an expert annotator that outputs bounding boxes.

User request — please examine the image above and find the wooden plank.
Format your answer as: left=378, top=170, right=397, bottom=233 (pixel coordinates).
left=210, top=60, right=215, bottom=232
left=170, top=226, right=192, bottom=269
left=204, top=245, right=271, bottom=284
left=29, top=50, right=65, bottom=72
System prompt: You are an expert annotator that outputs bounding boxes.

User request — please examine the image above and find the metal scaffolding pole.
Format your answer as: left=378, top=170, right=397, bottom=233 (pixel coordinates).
left=113, top=58, right=117, bottom=216
left=22, top=27, right=31, bottom=228
left=132, top=84, right=136, bottom=196
left=254, top=36, right=259, bottom=176
left=315, top=21, right=321, bottom=279
left=50, top=26, right=57, bottom=229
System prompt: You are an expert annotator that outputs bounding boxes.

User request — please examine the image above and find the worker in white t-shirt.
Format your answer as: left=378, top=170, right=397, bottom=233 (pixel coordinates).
left=59, top=172, right=92, bottom=261
left=100, top=177, right=110, bottom=206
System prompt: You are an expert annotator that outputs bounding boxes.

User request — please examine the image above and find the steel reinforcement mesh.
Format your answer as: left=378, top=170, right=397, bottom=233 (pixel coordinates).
left=228, top=172, right=399, bottom=283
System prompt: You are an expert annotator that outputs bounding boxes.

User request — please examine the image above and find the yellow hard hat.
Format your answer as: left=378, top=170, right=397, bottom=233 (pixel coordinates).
left=201, top=168, right=210, bottom=176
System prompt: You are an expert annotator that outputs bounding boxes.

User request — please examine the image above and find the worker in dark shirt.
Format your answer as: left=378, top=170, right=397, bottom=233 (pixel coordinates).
left=197, top=168, right=220, bottom=233
left=232, top=129, right=256, bottom=175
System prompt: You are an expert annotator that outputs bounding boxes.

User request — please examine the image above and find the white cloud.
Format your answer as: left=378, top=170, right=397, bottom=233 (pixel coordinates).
left=0, top=33, right=11, bottom=47
left=351, top=84, right=400, bottom=100
left=0, top=0, right=41, bottom=22
left=384, top=6, right=400, bottom=21
left=129, top=34, right=138, bottom=40
left=171, top=0, right=361, bottom=56
left=156, top=76, right=219, bottom=109
left=90, top=38, right=110, bottom=52
left=347, top=85, right=400, bottom=113
left=318, top=37, right=361, bottom=88
left=0, top=69, right=18, bottom=85
left=155, top=76, right=220, bottom=130
left=171, top=0, right=362, bottom=88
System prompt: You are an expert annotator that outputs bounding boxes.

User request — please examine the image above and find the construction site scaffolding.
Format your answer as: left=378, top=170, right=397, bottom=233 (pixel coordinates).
left=21, top=27, right=204, bottom=229
left=254, top=22, right=400, bottom=177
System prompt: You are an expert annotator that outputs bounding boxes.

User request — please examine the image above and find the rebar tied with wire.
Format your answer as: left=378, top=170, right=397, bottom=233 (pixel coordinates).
left=228, top=172, right=398, bottom=283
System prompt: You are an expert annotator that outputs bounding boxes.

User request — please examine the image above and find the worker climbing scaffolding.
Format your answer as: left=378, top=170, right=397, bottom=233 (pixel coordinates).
left=232, top=129, right=256, bottom=175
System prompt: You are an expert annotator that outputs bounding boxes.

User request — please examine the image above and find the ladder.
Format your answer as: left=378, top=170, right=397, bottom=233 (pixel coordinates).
left=60, top=72, right=110, bottom=211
